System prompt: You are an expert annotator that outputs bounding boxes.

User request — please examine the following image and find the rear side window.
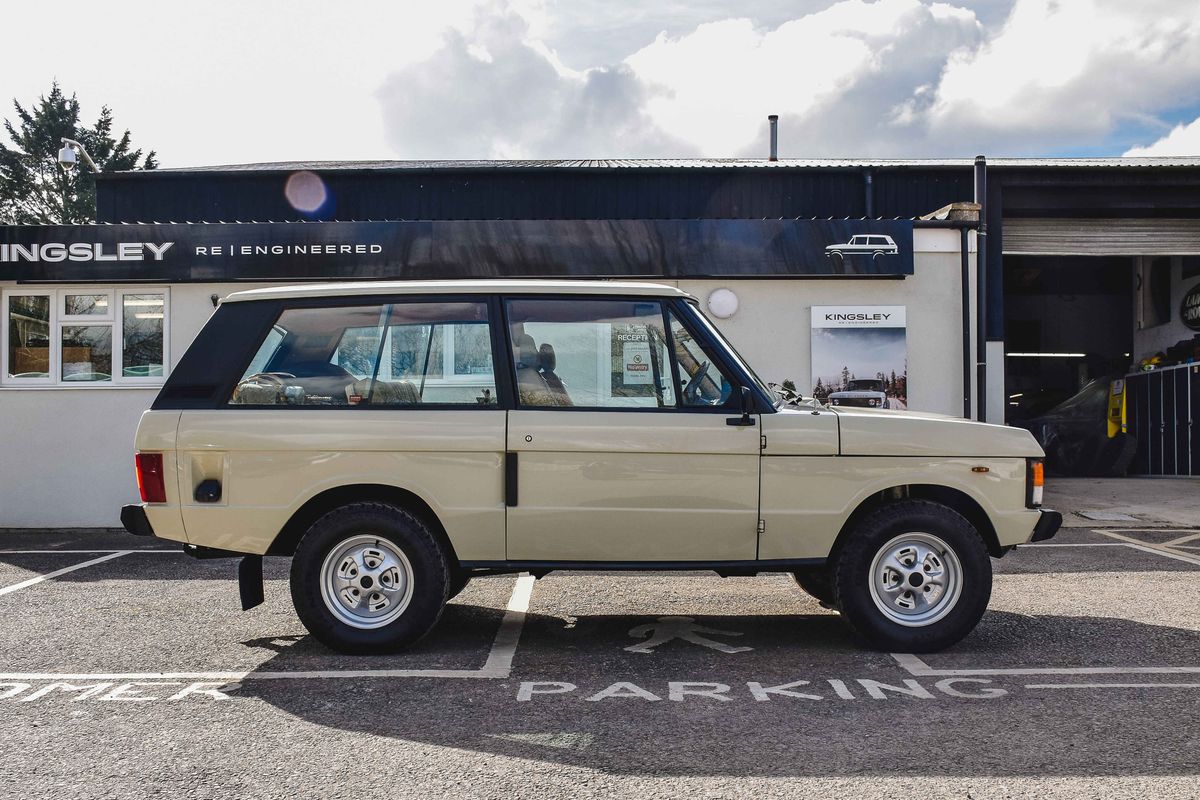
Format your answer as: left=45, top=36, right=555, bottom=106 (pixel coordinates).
left=229, top=301, right=497, bottom=407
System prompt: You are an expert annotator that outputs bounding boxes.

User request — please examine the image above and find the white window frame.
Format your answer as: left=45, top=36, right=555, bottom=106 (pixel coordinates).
left=61, top=289, right=115, bottom=322
left=1, top=286, right=171, bottom=388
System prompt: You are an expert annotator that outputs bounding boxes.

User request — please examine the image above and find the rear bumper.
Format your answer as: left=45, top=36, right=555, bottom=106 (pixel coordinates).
left=120, top=504, right=156, bottom=537
left=1030, top=508, right=1063, bottom=542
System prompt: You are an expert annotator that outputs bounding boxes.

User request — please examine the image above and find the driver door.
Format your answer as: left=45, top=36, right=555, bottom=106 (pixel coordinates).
left=504, top=297, right=761, bottom=562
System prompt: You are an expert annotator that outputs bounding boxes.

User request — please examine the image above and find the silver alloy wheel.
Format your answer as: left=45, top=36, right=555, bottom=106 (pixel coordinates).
left=319, top=534, right=415, bottom=630
left=867, top=532, right=963, bottom=627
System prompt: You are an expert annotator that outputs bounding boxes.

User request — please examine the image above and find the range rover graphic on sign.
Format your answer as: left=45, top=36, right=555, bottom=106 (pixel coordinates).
left=827, top=378, right=891, bottom=409
left=825, top=235, right=899, bottom=266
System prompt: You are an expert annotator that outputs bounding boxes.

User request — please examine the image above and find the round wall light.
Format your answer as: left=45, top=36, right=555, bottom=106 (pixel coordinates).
left=707, top=288, right=739, bottom=319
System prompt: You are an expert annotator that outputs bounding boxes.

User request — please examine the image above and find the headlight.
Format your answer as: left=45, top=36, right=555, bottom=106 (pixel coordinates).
left=868, top=398, right=878, bottom=406
left=831, top=398, right=839, bottom=405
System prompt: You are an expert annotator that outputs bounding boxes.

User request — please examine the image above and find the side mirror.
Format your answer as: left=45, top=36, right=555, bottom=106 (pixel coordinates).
left=726, top=386, right=755, bottom=427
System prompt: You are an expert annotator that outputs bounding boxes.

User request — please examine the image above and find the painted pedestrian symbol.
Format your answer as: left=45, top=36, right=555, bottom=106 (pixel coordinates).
left=624, top=616, right=753, bottom=654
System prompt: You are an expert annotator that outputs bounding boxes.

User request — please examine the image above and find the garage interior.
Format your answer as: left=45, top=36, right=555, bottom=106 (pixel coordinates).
left=1003, top=254, right=1133, bottom=424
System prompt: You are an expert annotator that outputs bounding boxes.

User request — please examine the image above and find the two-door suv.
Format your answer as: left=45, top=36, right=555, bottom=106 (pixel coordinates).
left=121, top=280, right=1060, bottom=653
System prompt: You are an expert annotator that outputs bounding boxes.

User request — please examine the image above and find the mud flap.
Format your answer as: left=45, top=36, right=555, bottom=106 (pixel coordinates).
left=238, top=555, right=264, bottom=611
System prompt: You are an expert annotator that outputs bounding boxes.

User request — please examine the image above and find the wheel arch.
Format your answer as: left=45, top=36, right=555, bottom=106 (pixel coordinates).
left=831, top=484, right=1003, bottom=560
left=268, top=483, right=460, bottom=564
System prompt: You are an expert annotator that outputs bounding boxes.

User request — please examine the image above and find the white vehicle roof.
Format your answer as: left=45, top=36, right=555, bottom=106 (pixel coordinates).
left=224, top=279, right=693, bottom=303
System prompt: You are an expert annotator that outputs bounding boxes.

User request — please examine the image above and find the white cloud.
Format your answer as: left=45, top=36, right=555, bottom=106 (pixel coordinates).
left=379, top=0, right=987, bottom=158
left=5, top=0, right=1200, bottom=164
left=377, top=5, right=696, bottom=158
left=1124, top=116, right=1200, bottom=157
left=925, top=0, right=1200, bottom=151
left=626, top=0, right=983, bottom=157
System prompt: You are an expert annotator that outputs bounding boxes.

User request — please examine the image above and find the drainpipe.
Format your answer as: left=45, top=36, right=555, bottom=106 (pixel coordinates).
left=961, top=227, right=972, bottom=418
left=768, top=115, right=778, bottom=161
left=864, top=170, right=875, bottom=218
left=974, top=155, right=988, bottom=422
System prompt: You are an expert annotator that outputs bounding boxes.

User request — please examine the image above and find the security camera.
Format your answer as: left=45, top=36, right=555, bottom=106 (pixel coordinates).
left=57, top=143, right=78, bottom=171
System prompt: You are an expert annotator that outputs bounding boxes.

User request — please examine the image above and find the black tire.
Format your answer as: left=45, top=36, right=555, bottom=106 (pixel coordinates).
left=832, top=500, right=991, bottom=653
left=290, top=502, right=449, bottom=654
left=792, top=566, right=836, bottom=607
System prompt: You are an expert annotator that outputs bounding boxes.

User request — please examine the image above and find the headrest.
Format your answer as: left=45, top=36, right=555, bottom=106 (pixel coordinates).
left=538, top=343, right=556, bottom=371
left=514, top=333, right=538, bottom=367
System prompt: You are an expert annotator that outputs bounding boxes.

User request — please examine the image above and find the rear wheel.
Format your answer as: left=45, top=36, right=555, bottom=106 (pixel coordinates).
left=290, top=502, right=449, bottom=654
left=832, top=500, right=991, bottom=653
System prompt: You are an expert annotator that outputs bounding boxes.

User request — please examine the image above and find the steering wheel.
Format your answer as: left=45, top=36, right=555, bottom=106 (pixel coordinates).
left=242, top=372, right=295, bottom=386
left=682, top=361, right=711, bottom=405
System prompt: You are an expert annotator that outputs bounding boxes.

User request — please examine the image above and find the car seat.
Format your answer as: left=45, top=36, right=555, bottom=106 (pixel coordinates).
left=538, top=343, right=572, bottom=406
left=513, top=332, right=550, bottom=402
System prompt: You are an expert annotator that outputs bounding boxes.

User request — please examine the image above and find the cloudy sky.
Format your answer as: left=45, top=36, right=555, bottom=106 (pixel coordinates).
left=3, top=0, right=1199, bottom=166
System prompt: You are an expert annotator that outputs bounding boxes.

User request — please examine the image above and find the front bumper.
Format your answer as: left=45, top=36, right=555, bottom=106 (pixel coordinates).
left=120, top=504, right=156, bottom=537
left=1030, top=508, right=1063, bottom=542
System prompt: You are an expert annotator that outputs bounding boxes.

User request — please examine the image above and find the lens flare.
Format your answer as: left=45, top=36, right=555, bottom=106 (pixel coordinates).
left=284, top=171, right=328, bottom=213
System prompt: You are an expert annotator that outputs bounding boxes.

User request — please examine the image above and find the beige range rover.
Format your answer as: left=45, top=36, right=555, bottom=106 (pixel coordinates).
left=121, top=280, right=1060, bottom=654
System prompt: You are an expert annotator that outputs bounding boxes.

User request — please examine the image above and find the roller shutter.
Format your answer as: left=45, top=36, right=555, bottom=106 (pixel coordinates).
left=1003, top=218, right=1200, bottom=255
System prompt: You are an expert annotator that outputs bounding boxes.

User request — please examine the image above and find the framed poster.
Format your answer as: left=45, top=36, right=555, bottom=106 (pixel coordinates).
left=811, top=306, right=908, bottom=410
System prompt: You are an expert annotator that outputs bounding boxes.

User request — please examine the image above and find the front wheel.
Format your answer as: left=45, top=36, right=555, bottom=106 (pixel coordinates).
left=290, top=502, right=450, bottom=654
left=832, top=500, right=991, bottom=653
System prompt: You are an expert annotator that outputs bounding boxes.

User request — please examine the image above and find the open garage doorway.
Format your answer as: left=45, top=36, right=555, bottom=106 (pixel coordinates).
left=1003, top=256, right=1137, bottom=477
left=1004, top=255, right=1133, bottom=424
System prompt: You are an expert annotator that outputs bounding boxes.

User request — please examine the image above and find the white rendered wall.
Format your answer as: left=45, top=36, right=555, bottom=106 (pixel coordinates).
left=677, top=229, right=977, bottom=418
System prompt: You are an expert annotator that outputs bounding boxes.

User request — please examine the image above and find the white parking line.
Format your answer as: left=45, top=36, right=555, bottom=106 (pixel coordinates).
left=0, top=550, right=177, bottom=554
left=891, top=653, right=1200, bottom=677
left=1163, top=532, right=1200, bottom=546
left=1092, top=531, right=1200, bottom=566
left=0, top=551, right=132, bottom=597
left=1022, top=543, right=1126, bottom=547
left=0, top=573, right=537, bottom=683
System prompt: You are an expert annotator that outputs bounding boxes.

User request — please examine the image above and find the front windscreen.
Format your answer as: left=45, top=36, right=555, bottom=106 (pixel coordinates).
left=685, top=300, right=779, bottom=405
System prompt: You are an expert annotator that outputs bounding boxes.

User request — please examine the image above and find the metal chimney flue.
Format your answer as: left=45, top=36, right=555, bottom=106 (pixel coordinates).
left=768, top=115, right=778, bottom=161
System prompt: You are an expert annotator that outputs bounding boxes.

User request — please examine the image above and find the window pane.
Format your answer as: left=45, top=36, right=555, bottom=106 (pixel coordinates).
left=668, top=309, right=736, bottom=408
left=453, top=323, right=493, bottom=376
left=65, top=294, right=109, bottom=316
left=122, top=294, right=164, bottom=377
left=7, top=295, right=51, bottom=378
left=506, top=298, right=674, bottom=409
left=61, top=325, right=112, bottom=381
left=230, top=304, right=387, bottom=405
left=383, top=302, right=495, bottom=405
left=390, top=324, right=442, bottom=380
left=230, top=301, right=495, bottom=406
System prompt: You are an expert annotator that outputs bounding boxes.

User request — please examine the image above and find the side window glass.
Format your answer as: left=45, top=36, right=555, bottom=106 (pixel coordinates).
left=506, top=298, right=675, bottom=409
left=229, top=301, right=496, bottom=406
left=667, top=308, right=737, bottom=408
left=382, top=302, right=496, bottom=405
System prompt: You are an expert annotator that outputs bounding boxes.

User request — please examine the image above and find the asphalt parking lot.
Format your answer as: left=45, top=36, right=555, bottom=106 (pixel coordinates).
left=1, top=521, right=1199, bottom=799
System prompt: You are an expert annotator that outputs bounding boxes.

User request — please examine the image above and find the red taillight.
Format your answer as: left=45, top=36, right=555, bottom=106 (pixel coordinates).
left=135, top=453, right=167, bottom=503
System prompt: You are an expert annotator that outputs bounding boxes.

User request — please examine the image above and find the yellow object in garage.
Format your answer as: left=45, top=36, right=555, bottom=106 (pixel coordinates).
left=1107, top=379, right=1127, bottom=438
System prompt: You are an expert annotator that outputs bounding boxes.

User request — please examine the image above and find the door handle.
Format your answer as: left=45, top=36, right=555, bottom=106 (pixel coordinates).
left=505, top=452, right=518, bottom=507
